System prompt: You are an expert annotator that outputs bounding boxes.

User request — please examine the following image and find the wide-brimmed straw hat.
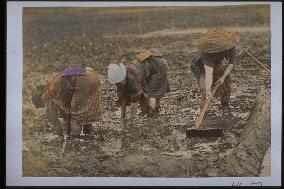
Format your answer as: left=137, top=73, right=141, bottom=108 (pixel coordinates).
left=107, top=63, right=126, bottom=84
left=197, top=28, right=240, bottom=53
left=135, top=50, right=158, bottom=62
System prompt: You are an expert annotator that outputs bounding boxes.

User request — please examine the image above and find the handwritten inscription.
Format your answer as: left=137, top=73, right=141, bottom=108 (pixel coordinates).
left=250, top=181, right=263, bottom=186
left=232, top=181, right=242, bottom=186
left=232, top=181, right=263, bottom=187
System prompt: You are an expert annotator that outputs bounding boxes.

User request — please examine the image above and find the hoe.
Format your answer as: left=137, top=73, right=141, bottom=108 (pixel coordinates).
left=186, top=82, right=224, bottom=138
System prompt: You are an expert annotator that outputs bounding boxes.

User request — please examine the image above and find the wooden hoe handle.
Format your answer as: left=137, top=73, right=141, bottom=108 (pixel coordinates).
left=242, top=48, right=271, bottom=74
left=194, top=84, right=219, bottom=129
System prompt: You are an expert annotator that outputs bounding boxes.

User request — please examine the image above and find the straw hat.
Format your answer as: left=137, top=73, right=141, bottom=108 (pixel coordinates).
left=135, top=50, right=158, bottom=62
left=107, top=63, right=126, bottom=84
left=197, top=28, right=240, bottom=53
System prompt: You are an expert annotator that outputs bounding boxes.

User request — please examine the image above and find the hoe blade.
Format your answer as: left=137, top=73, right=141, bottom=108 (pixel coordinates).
left=186, top=128, right=224, bottom=138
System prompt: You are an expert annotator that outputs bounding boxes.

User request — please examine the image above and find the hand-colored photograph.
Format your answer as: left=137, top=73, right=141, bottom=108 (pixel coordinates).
left=22, top=4, right=271, bottom=178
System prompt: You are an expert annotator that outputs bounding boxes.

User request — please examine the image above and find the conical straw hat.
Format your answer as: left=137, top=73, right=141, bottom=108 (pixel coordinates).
left=197, top=28, right=240, bottom=53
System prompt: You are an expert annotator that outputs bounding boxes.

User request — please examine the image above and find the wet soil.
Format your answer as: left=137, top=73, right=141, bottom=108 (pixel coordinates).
left=22, top=9, right=271, bottom=177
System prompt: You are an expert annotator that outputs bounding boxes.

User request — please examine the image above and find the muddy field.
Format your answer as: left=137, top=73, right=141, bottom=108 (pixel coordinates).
left=22, top=6, right=271, bottom=177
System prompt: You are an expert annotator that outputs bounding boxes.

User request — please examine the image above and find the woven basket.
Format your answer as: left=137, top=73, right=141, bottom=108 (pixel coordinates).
left=197, top=28, right=240, bottom=53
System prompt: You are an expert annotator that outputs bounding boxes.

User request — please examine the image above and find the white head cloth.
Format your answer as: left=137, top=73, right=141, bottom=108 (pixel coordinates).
left=107, top=63, right=126, bottom=84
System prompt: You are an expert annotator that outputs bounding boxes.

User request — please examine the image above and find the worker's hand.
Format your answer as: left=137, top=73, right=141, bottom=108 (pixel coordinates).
left=216, top=77, right=225, bottom=85
left=205, top=90, right=213, bottom=100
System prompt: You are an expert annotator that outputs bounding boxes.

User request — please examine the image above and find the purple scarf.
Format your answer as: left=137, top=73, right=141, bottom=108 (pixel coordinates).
left=62, top=66, right=87, bottom=90
left=63, top=66, right=86, bottom=76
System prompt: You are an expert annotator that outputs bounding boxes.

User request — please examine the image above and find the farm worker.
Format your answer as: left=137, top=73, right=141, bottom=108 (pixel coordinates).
left=108, top=51, right=171, bottom=126
left=188, top=28, right=240, bottom=108
left=32, top=66, right=102, bottom=142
